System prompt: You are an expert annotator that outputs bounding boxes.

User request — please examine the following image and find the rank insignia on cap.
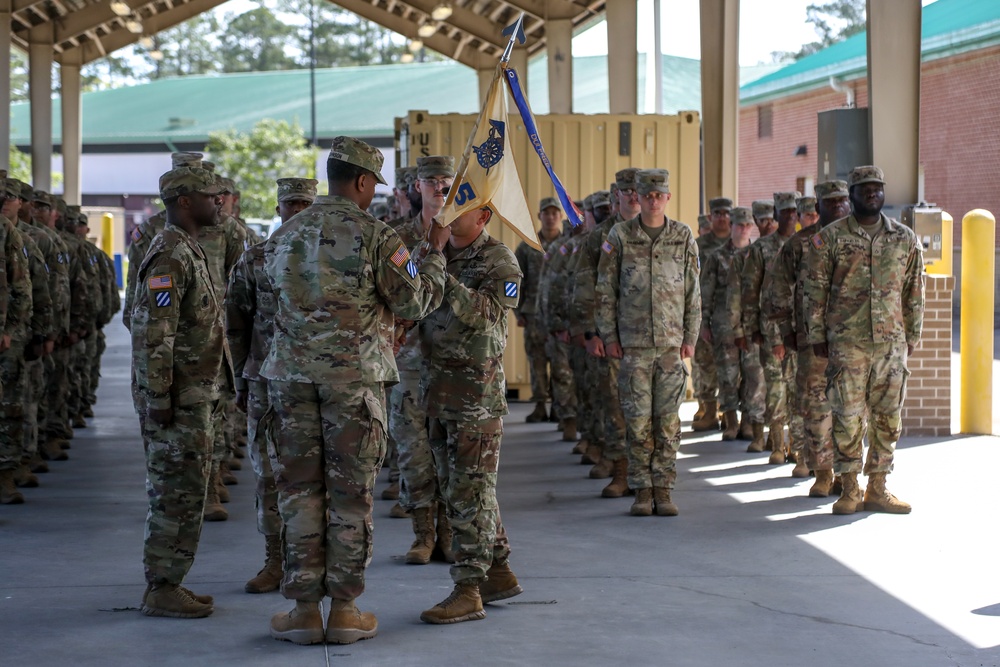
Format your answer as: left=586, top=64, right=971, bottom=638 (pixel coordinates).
left=559, top=245, right=568, bottom=256
left=131, top=227, right=142, bottom=242
left=148, top=275, right=173, bottom=289
left=602, top=240, right=614, bottom=254
left=504, top=281, right=518, bottom=298
left=811, top=234, right=824, bottom=249
left=406, top=260, right=418, bottom=278
left=390, top=244, right=410, bottom=268
left=155, top=291, right=172, bottom=307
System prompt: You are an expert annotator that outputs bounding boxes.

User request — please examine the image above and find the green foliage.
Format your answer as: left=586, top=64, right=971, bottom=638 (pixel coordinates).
left=771, top=0, right=866, bottom=62
left=218, top=6, right=298, bottom=72
left=141, top=13, right=223, bottom=79
left=8, top=145, right=32, bottom=182
left=205, top=119, right=317, bottom=219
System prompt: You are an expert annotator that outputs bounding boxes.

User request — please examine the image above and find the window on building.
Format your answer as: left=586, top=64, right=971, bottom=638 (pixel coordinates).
left=758, top=105, right=773, bottom=139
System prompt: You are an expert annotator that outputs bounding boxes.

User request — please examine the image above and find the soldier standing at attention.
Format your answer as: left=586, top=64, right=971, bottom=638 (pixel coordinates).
left=803, top=166, right=924, bottom=515
left=596, top=169, right=700, bottom=517
left=418, top=204, right=524, bottom=625
left=132, top=166, right=230, bottom=618
left=261, top=137, right=448, bottom=645
left=691, top=198, right=731, bottom=431
left=514, top=197, right=564, bottom=423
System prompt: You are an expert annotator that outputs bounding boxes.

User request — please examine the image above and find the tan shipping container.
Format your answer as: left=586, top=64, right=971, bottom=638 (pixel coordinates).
left=396, top=110, right=702, bottom=400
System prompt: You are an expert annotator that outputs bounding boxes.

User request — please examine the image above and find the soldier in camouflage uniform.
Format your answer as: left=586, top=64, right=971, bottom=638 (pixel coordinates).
left=596, top=169, right=700, bottom=517
left=260, top=137, right=447, bottom=645
left=132, top=166, right=230, bottom=618
left=572, top=169, right=641, bottom=497
left=514, top=197, right=564, bottom=423
left=418, top=206, right=524, bottom=626
left=697, top=214, right=711, bottom=238
left=388, top=166, right=417, bottom=227
left=227, top=177, right=317, bottom=595
left=691, top=197, right=731, bottom=431
left=803, top=166, right=924, bottom=515
left=58, top=206, right=97, bottom=432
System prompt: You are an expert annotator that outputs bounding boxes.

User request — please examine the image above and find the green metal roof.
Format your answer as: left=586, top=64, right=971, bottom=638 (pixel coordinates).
left=741, top=0, right=1000, bottom=103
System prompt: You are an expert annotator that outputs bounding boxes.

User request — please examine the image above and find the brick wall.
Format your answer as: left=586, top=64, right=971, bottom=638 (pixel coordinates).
left=901, top=275, right=954, bottom=436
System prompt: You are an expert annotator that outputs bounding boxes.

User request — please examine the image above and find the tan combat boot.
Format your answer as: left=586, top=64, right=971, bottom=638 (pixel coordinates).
left=0, top=469, right=25, bottom=504
left=270, top=600, right=324, bottom=644
left=480, top=561, right=523, bottom=603
left=420, top=582, right=486, bottom=624
left=693, top=400, right=707, bottom=422
left=389, top=502, right=412, bottom=518
left=831, top=472, right=864, bottom=515
left=29, top=454, right=48, bottom=474
left=721, top=410, right=740, bottom=441
left=204, top=471, right=229, bottom=522
left=380, top=481, right=399, bottom=500
left=581, top=442, right=601, bottom=465
left=562, top=417, right=578, bottom=443
left=738, top=413, right=754, bottom=440
left=142, top=583, right=213, bottom=607
left=526, top=402, right=548, bottom=423
left=432, top=503, right=455, bottom=563
left=142, top=583, right=214, bottom=618
left=245, top=534, right=283, bottom=594
left=602, top=458, right=630, bottom=498
left=571, top=437, right=589, bottom=456
left=809, top=469, right=835, bottom=497
left=216, top=474, right=230, bottom=503
left=863, top=472, right=911, bottom=514
left=653, top=487, right=678, bottom=516
left=630, top=488, right=653, bottom=516
left=589, top=457, right=613, bottom=479
left=405, top=506, right=436, bottom=564
left=831, top=475, right=844, bottom=495
left=327, top=599, right=378, bottom=643
left=72, top=414, right=87, bottom=429
left=227, top=457, right=242, bottom=471
left=746, top=422, right=766, bottom=453
left=766, top=423, right=784, bottom=453
left=219, top=460, right=238, bottom=485
left=14, top=463, right=39, bottom=488
left=691, top=400, right=720, bottom=431
left=768, top=438, right=787, bottom=465
left=790, top=452, right=810, bottom=478
left=41, top=438, right=68, bottom=461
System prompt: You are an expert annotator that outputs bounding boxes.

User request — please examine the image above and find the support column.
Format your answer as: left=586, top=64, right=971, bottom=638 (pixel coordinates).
left=606, top=0, right=638, bottom=114
left=0, top=0, right=12, bottom=165
left=699, top=0, right=740, bottom=203
left=547, top=18, right=573, bottom=114
left=867, top=0, right=921, bottom=207
left=28, top=24, right=54, bottom=191
left=509, top=48, right=528, bottom=96
left=60, top=52, right=83, bottom=205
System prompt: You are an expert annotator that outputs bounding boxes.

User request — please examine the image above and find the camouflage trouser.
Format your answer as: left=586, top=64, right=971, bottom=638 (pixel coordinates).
left=384, top=438, right=400, bottom=485
left=620, top=347, right=687, bottom=490
left=600, top=356, right=628, bottom=461
left=21, top=358, right=44, bottom=461
left=827, top=342, right=909, bottom=475
left=797, top=343, right=833, bottom=471
left=210, top=388, right=233, bottom=478
left=761, top=344, right=787, bottom=424
left=545, top=335, right=576, bottom=420
left=268, top=379, right=386, bottom=602
left=0, top=345, right=26, bottom=470
left=713, top=338, right=741, bottom=413
left=85, top=330, right=105, bottom=408
left=523, top=314, right=549, bottom=402
left=571, top=345, right=595, bottom=441
left=79, top=333, right=97, bottom=409
left=389, top=370, right=439, bottom=510
left=65, top=339, right=86, bottom=420
left=584, top=352, right=606, bottom=448
left=692, top=337, right=718, bottom=401
left=247, top=380, right=280, bottom=537
left=428, top=415, right=511, bottom=584
left=740, top=343, right=766, bottom=422
left=143, top=399, right=222, bottom=585
left=43, top=347, right=71, bottom=440
left=784, top=351, right=806, bottom=461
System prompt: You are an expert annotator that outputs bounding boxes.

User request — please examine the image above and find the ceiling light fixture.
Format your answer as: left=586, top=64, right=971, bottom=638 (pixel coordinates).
left=125, top=17, right=143, bottom=33
left=138, top=35, right=153, bottom=48
left=430, top=2, right=452, bottom=20
left=109, top=0, right=131, bottom=17
left=416, top=22, right=436, bottom=38
left=149, top=49, right=164, bottom=61
left=408, top=39, right=423, bottom=52
left=400, top=52, right=415, bottom=64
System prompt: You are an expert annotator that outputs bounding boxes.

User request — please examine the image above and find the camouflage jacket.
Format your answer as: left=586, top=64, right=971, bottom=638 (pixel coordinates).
left=98, top=250, right=121, bottom=326
left=225, top=243, right=273, bottom=391
left=131, top=222, right=233, bottom=410
left=569, top=214, right=624, bottom=337
left=596, top=217, right=701, bottom=349
left=421, top=229, right=522, bottom=421
left=199, top=213, right=249, bottom=304
left=123, top=212, right=165, bottom=331
left=534, top=231, right=575, bottom=334
left=724, top=244, right=752, bottom=339
left=700, top=240, right=741, bottom=339
left=802, top=214, right=925, bottom=346
left=57, top=230, right=92, bottom=335
left=4, top=217, right=32, bottom=343
left=26, top=221, right=70, bottom=339
left=513, top=230, right=561, bottom=318
left=761, top=224, right=821, bottom=348
left=740, top=232, right=790, bottom=340
left=0, top=217, right=9, bottom=338
left=16, top=221, right=52, bottom=341
left=78, top=240, right=106, bottom=328
left=696, top=232, right=728, bottom=265
left=259, top=195, right=446, bottom=385
left=392, top=212, right=430, bottom=374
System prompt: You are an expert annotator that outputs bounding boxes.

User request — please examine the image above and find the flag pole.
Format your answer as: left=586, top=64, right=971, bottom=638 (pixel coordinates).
left=500, top=12, right=525, bottom=65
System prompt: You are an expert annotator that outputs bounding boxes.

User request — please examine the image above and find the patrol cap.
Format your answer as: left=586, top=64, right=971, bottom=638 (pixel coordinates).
left=32, top=190, right=53, bottom=207
left=583, top=193, right=596, bottom=211
left=2, top=175, right=19, bottom=198
left=277, top=177, right=318, bottom=203
left=56, top=198, right=67, bottom=216
left=539, top=196, right=561, bottom=212
left=590, top=190, right=612, bottom=209
left=615, top=168, right=640, bottom=190
left=67, top=204, right=82, bottom=214
left=796, top=196, right=818, bottom=215
left=848, top=165, right=885, bottom=188
left=697, top=214, right=711, bottom=229
left=814, top=180, right=849, bottom=200
left=202, top=160, right=216, bottom=172
left=159, top=166, right=223, bottom=199
left=77, top=213, right=89, bottom=226
left=732, top=206, right=754, bottom=226
left=752, top=200, right=775, bottom=220
left=773, top=191, right=801, bottom=211
left=417, top=155, right=456, bottom=179
left=328, top=136, right=388, bottom=185
left=610, top=182, right=619, bottom=195
left=636, top=169, right=670, bottom=195
left=14, top=180, right=33, bottom=201
left=171, top=152, right=203, bottom=169
left=395, top=166, right=416, bottom=189
left=216, top=176, right=237, bottom=194
left=708, top=197, right=732, bottom=212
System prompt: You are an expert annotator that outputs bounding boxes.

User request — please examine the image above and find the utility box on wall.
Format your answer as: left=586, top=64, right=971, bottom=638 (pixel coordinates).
left=817, top=108, right=871, bottom=183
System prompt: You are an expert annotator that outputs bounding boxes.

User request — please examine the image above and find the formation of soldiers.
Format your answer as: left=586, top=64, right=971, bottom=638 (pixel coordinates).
left=0, top=170, right=120, bottom=505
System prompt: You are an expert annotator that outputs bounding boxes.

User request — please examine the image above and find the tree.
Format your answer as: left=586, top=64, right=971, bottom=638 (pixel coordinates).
left=218, top=6, right=298, bottom=72
left=9, top=51, right=29, bottom=102
left=138, top=13, right=223, bottom=79
left=205, top=119, right=316, bottom=219
left=771, top=0, right=866, bottom=62
left=8, top=145, right=32, bottom=182
left=278, top=0, right=408, bottom=67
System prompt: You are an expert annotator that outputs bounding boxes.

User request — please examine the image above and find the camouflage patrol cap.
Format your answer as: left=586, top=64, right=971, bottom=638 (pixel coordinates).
left=697, top=214, right=711, bottom=229
left=417, top=155, right=456, bottom=179
left=636, top=169, right=670, bottom=195
left=814, top=180, right=849, bottom=199
left=55, top=198, right=67, bottom=216
left=732, top=206, right=754, bottom=226
left=216, top=176, right=237, bottom=194
left=590, top=190, right=612, bottom=209
left=202, top=160, right=216, bottom=172
left=159, top=166, right=223, bottom=199
left=609, top=182, right=619, bottom=195
left=394, top=166, right=416, bottom=189
left=2, top=175, right=19, bottom=197
left=13, top=179, right=33, bottom=200
left=77, top=212, right=89, bottom=226
left=708, top=197, right=732, bottom=212
left=276, top=177, right=318, bottom=203
left=329, top=136, right=388, bottom=185
left=171, top=152, right=203, bottom=169
left=31, top=190, right=53, bottom=207
left=67, top=204, right=82, bottom=214
left=583, top=193, right=596, bottom=211
left=848, top=165, right=885, bottom=188
left=773, top=191, right=801, bottom=211
left=539, top=196, right=561, bottom=212
left=796, top=196, right=818, bottom=215
left=752, top=200, right=775, bottom=220
left=615, top=168, right=640, bottom=190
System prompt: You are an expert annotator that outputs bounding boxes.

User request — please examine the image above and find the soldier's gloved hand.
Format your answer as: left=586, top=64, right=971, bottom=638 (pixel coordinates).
left=680, top=343, right=695, bottom=359
left=148, top=406, right=174, bottom=427
left=772, top=344, right=786, bottom=361
left=782, top=333, right=798, bottom=352
left=586, top=336, right=606, bottom=358
left=606, top=342, right=624, bottom=359
left=700, top=327, right=712, bottom=344
left=735, top=336, right=748, bottom=351
left=427, top=221, right=452, bottom=251
left=813, top=343, right=829, bottom=359
left=235, top=390, right=248, bottom=412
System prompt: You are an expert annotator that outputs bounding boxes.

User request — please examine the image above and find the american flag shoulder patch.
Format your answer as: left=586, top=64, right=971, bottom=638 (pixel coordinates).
left=811, top=234, right=824, bottom=249
left=504, top=281, right=518, bottom=299
left=154, top=291, right=172, bottom=308
left=559, top=245, right=568, bottom=255
left=602, top=240, right=615, bottom=254
left=148, top=274, right=173, bottom=289
left=131, top=227, right=142, bottom=242
left=390, top=244, right=410, bottom=268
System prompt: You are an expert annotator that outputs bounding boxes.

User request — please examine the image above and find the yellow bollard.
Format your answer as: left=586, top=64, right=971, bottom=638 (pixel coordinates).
left=959, top=209, right=996, bottom=434
left=101, top=213, right=114, bottom=258
left=925, top=210, right=953, bottom=277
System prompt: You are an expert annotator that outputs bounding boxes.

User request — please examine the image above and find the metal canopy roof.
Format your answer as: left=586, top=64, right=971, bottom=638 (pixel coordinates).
left=8, top=0, right=606, bottom=68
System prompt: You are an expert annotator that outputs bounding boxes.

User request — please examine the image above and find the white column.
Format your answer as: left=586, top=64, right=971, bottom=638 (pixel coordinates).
left=699, top=0, right=740, bottom=202
left=606, top=0, right=638, bottom=114
left=547, top=18, right=573, bottom=114
left=28, top=25, right=54, bottom=191
left=60, top=53, right=83, bottom=204
left=0, top=0, right=12, bottom=164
